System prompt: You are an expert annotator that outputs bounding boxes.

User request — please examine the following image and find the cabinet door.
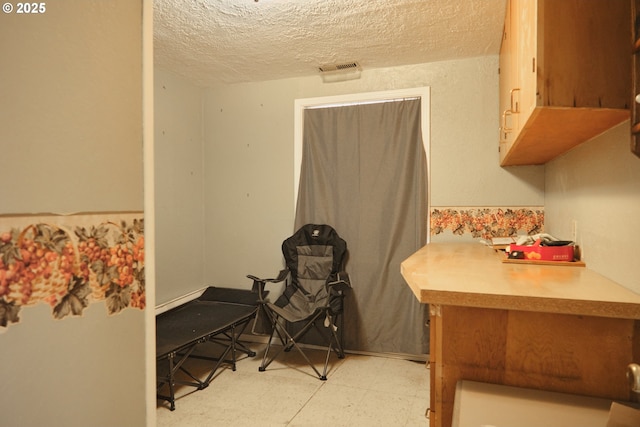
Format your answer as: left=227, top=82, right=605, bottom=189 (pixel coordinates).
left=499, top=0, right=518, bottom=163
left=514, top=0, right=537, bottom=129
left=499, top=0, right=537, bottom=164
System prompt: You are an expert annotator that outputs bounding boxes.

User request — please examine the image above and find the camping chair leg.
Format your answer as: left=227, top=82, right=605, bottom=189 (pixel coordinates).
left=310, top=313, right=345, bottom=358
left=259, top=310, right=341, bottom=380
left=259, top=312, right=280, bottom=372
left=276, top=320, right=326, bottom=380
left=282, top=310, right=323, bottom=352
left=339, top=311, right=345, bottom=355
left=322, top=341, right=333, bottom=379
left=309, top=315, right=345, bottom=378
left=288, top=333, right=326, bottom=380
left=329, top=314, right=346, bottom=359
left=260, top=313, right=325, bottom=376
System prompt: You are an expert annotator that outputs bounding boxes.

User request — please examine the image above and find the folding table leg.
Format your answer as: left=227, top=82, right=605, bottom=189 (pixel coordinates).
left=166, top=353, right=176, bottom=411
left=156, top=344, right=202, bottom=411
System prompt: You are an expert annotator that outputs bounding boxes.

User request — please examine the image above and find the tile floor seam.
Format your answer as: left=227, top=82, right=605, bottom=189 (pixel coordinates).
left=285, top=380, right=330, bottom=426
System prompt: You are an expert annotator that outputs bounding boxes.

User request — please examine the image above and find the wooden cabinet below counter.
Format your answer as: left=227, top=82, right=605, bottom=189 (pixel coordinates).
left=499, top=0, right=631, bottom=166
left=430, top=306, right=639, bottom=427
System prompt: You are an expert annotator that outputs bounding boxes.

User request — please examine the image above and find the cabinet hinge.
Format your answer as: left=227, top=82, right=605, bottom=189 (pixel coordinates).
left=426, top=407, right=433, bottom=419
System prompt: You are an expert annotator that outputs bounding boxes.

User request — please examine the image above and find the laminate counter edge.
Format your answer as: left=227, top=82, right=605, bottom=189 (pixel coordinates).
left=401, top=242, right=640, bottom=320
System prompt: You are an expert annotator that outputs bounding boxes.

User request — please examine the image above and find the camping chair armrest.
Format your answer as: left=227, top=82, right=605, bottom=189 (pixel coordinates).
left=327, top=271, right=351, bottom=292
left=247, top=269, right=289, bottom=301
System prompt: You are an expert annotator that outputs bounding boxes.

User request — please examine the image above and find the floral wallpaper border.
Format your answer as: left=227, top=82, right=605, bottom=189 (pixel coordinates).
left=430, top=207, right=544, bottom=239
left=0, top=212, right=144, bottom=330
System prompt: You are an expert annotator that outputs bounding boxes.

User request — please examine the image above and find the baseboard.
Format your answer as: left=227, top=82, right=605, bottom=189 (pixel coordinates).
left=155, top=287, right=207, bottom=315
left=238, top=333, right=429, bottom=363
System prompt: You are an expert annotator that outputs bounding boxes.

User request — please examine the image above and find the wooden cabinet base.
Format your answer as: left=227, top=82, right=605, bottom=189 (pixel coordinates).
left=429, top=305, right=639, bottom=427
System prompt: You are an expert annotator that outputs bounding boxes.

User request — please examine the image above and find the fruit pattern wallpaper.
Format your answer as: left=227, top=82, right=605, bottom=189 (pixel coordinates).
left=430, top=207, right=544, bottom=239
left=0, top=212, right=145, bottom=329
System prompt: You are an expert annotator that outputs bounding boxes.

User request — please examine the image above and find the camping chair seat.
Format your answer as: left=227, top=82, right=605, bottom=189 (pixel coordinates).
left=247, top=224, right=350, bottom=380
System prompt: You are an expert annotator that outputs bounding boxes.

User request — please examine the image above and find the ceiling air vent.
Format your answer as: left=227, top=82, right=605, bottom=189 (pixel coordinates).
left=318, top=61, right=362, bottom=83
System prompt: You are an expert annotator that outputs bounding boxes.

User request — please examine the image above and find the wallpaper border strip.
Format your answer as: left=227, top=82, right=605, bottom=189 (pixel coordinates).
left=0, top=212, right=145, bottom=330
left=430, top=206, right=544, bottom=239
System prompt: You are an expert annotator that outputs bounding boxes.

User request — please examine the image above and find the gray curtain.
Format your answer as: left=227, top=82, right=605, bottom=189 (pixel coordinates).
left=295, top=98, right=429, bottom=356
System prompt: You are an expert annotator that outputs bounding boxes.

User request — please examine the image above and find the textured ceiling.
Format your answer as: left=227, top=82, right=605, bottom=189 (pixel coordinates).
left=154, top=0, right=506, bottom=87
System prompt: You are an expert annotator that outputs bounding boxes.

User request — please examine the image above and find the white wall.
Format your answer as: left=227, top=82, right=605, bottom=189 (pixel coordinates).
left=0, top=2, right=147, bottom=426
left=203, top=80, right=296, bottom=285
left=0, top=1, right=143, bottom=215
left=545, top=121, right=640, bottom=292
left=154, top=68, right=205, bottom=304
left=201, top=56, right=545, bottom=287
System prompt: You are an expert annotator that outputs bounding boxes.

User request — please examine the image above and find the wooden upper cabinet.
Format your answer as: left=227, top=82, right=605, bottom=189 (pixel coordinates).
left=632, top=0, right=640, bottom=158
left=499, top=0, right=631, bottom=166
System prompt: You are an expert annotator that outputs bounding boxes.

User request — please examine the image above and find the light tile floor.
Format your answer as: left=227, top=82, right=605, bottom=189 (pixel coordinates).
left=157, top=341, right=430, bottom=427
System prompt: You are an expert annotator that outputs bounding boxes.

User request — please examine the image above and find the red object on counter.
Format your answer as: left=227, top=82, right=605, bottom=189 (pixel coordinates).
left=508, top=240, right=575, bottom=262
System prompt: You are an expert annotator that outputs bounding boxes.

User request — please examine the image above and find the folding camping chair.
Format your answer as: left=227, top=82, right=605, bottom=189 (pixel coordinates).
left=247, top=224, right=351, bottom=380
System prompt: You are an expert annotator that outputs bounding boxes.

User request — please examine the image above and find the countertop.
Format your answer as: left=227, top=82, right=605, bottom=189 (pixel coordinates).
left=400, top=242, right=640, bottom=319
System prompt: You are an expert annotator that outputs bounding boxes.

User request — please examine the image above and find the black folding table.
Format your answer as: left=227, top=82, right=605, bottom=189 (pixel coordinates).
left=156, top=287, right=260, bottom=410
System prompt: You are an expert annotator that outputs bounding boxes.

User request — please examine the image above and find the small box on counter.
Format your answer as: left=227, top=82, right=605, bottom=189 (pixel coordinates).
left=507, top=241, right=575, bottom=262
